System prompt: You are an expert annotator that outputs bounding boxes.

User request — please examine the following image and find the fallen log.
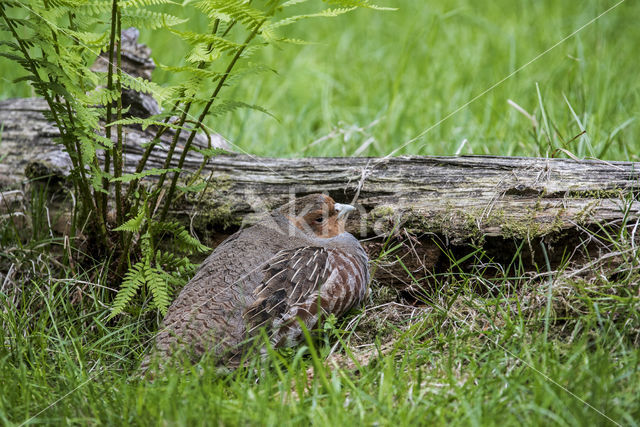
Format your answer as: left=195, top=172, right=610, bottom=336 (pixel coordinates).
left=1, top=95, right=639, bottom=291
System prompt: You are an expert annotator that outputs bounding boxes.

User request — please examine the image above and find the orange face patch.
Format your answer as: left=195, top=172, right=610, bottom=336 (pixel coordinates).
left=301, top=208, right=345, bottom=238
left=284, top=196, right=347, bottom=238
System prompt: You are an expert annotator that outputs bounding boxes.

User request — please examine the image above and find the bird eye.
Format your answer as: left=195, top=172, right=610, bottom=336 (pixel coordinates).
left=315, top=216, right=324, bottom=223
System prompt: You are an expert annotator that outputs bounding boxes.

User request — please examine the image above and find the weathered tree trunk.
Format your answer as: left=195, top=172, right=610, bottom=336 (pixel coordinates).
left=1, top=96, right=639, bottom=290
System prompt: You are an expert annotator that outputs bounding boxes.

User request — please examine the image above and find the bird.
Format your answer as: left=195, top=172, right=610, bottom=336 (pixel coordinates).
left=141, top=194, right=370, bottom=373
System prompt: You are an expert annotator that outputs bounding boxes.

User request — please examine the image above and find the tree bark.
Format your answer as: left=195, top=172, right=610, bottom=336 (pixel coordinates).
left=1, top=96, right=639, bottom=290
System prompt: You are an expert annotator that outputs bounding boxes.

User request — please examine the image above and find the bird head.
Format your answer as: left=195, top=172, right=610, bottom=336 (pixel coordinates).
left=277, top=194, right=355, bottom=238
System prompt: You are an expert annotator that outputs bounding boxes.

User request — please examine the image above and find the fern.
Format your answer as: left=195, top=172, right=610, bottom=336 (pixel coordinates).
left=111, top=168, right=180, bottom=183
left=108, top=260, right=146, bottom=319
left=1, top=0, right=384, bottom=318
left=168, top=28, right=242, bottom=54
left=121, top=9, right=188, bottom=30
left=121, top=0, right=175, bottom=8
left=114, top=208, right=146, bottom=232
left=106, top=116, right=187, bottom=131
left=109, top=204, right=209, bottom=315
left=325, top=0, right=395, bottom=10
left=119, top=73, right=171, bottom=100
left=151, top=221, right=210, bottom=253
left=265, top=7, right=355, bottom=31
left=147, top=267, right=171, bottom=314
left=194, top=0, right=266, bottom=30
left=156, top=250, right=198, bottom=274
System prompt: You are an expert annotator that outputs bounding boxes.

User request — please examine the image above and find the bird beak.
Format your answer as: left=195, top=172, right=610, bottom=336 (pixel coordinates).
left=335, top=203, right=355, bottom=219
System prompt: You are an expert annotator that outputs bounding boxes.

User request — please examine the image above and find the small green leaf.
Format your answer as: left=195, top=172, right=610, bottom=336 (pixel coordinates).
left=110, top=168, right=180, bottom=183
left=114, top=209, right=146, bottom=232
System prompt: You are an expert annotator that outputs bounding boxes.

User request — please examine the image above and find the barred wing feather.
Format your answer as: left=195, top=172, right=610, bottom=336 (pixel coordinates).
left=244, top=246, right=368, bottom=348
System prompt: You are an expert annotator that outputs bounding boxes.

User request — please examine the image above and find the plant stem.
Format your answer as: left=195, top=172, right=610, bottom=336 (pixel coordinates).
left=115, top=193, right=143, bottom=278
left=124, top=19, right=222, bottom=212
left=0, top=6, right=95, bottom=218
left=64, top=99, right=110, bottom=248
left=158, top=20, right=266, bottom=222
left=49, top=11, right=108, bottom=246
left=104, top=0, right=119, bottom=225
left=122, top=107, right=175, bottom=213
left=114, top=8, right=124, bottom=229
left=48, top=24, right=104, bottom=228
left=143, top=19, right=223, bottom=215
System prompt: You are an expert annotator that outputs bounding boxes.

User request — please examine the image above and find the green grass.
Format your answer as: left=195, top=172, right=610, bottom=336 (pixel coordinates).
left=1, top=229, right=639, bottom=425
left=2, top=0, right=640, bottom=425
left=2, top=0, right=640, bottom=160
left=144, top=0, right=640, bottom=160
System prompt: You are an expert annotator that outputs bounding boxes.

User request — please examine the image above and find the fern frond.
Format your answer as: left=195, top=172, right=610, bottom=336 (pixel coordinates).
left=121, top=0, right=175, bottom=7
left=106, top=116, right=188, bottom=131
left=140, top=231, right=153, bottom=257
left=155, top=251, right=198, bottom=289
left=64, top=29, right=110, bottom=47
left=79, top=135, right=98, bottom=165
left=11, top=75, right=39, bottom=84
left=0, top=40, right=23, bottom=52
left=281, top=0, right=312, bottom=7
left=155, top=250, right=196, bottom=271
left=166, top=74, right=207, bottom=99
left=194, top=0, right=266, bottom=30
left=108, top=260, right=146, bottom=319
left=0, top=51, right=35, bottom=68
left=41, top=0, right=88, bottom=8
left=85, top=88, right=120, bottom=106
left=151, top=221, right=210, bottom=253
left=90, top=166, right=110, bottom=194
left=169, top=28, right=242, bottom=53
left=0, top=1, right=30, bottom=10
left=110, top=168, right=180, bottom=183
left=147, top=267, right=171, bottom=314
left=114, top=208, right=146, bottom=232
left=92, top=133, right=115, bottom=149
left=266, top=7, right=355, bottom=31
left=78, top=0, right=176, bottom=15
left=121, top=9, right=188, bottom=30
left=74, top=1, right=110, bottom=14
left=324, top=0, right=396, bottom=10
left=119, top=73, right=170, bottom=100
left=175, top=228, right=210, bottom=253
left=158, top=64, right=226, bottom=81
left=185, top=43, right=222, bottom=64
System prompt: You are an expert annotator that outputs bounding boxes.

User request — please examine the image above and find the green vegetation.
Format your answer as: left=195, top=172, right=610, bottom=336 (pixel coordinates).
left=1, top=0, right=639, bottom=425
left=1, top=220, right=639, bottom=425
left=4, top=0, right=637, bottom=160
left=0, top=0, right=380, bottom=314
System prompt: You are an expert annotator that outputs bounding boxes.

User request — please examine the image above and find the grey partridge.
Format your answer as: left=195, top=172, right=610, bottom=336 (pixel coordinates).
left=142, top=194, right=369, bottom=372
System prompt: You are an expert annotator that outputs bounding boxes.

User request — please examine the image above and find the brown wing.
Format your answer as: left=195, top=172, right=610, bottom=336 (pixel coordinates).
left=243, top=246, right=368, bottom=348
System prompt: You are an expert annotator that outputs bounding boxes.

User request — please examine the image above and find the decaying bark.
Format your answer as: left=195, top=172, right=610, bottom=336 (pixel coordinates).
left=1, top=94, right=639, bottom=291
